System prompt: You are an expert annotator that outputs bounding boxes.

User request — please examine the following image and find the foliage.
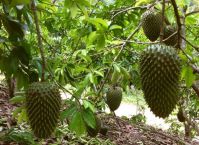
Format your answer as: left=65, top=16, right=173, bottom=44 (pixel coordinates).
left=0, top=0, right=199, bottom=142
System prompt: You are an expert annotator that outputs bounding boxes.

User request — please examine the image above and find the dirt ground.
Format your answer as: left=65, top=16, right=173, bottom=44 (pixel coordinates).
left=0, top=84, right=198, bottom=145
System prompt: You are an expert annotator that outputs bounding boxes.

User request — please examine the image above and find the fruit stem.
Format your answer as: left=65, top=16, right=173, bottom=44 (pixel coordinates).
left=170, top=0, right=182, bottom=49
left=31, top=0, right=46, bottom=81
left=113, top=111, right=122, bottom=129
left=160, top=0, right=165, bottom=42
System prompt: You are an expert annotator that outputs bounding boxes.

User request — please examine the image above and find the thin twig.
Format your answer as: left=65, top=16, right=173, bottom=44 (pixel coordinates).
left=97, top=23, right=142, bottom=96
left=111, top=1, right=159, bottom=21
left=111, top=6, right=148, bottom=20
left=185, top=10, right=199, bottom=17
left=180, top=35, right=199, bottom=52
left=122, top=31, right=177, bottom=44
left=31, top=0, right=45, bottom=81
left=55, top=81, right=82, bottom=110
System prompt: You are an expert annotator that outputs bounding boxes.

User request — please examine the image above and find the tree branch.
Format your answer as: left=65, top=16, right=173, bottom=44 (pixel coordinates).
left=170, top=0, right=182, bottom=48
left=192, top=83, right=199, bottom=97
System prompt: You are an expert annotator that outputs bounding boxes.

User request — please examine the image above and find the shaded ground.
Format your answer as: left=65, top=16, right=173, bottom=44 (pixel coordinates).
left=98, top=113, right=193, bottom=145
left=0, top=87, right=198, bottom=145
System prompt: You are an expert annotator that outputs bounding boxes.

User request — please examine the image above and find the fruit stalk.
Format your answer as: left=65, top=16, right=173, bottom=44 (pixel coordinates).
left=170, top=0, right=182, bottom=48
left=160, top=0, right=165, bottom=42
left=31, top=0, right=46, bottom=81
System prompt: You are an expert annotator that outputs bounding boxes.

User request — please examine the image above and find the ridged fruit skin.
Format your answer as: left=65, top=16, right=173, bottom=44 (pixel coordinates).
left=163, top=25, right=177, bottom=47
left=141, top=10, right=162, bottom=41
left=106, top=86, right=122, bottom=111
left=139, top=44, right=181, bottom=118
left=87, top=117, right=101, bottom=137
left=26, top=82, right=61, bottom=138
left=177, top=109, right=185, bottom=122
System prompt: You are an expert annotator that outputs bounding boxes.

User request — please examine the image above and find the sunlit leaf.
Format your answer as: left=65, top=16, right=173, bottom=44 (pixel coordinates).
left=69, top=111, right=86, bottom=136
left=109, top=25, right=122, bottom=30
left=60, top=106, right=77, bottom=121
left=83, top=100, right=95, bottom=112
left=181, top=66, right=196, bottom=87
left=82, top=108, right=96, bottom=129
left=10, top=95, right=25, bottom=104
left=96, top=33, right=105, bottom=50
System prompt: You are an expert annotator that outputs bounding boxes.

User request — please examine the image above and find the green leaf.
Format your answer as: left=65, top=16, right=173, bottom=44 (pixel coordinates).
left=60, top=106, right=77, bottom=121
left=109, top=25, right=122, bottom=30
left=176, top=0, right=191, bottom=7
left=88, top=31, right=97, bottom=44
left=13, top=106, right=24, bottom=118
left=113, top=64, right=121, bottom=73
left=8, top=53, right=19, bottom=74
left=70, top=3, right=79, bottom=18
left=17, top=108, right=27, bottom=123
left=75, top=0, right=90, bottom=7
left=9, top=95, right=25, bottom=104
left=86, top=18, right=108, bottom=30
left=73, top=75, right=90, bottom=97
left=121, top=67, right=131, bottom=80
left=2, top=15, right=25, bottom=38
left=135, top=0, right=152, bottom=6
left=186, top=15, right=198, bottom=25
left=69, top=111, right=86, bottom=136
left=5, top=0, right=30, bottom=6
left=82, top=109, right=96, bottom=129
left=94, top=70, right=104, bottom=77
left=111, top=69, right=120, bottom=84
left=181, top=66, right=196, bottom=87
left=15, top=69, right=29, bottom=89
left=96, top=33, right=105, bottom=50
left=5, top=130, right=36, bottom=145
left=83, top=100, right=95, bottom=112
left=88, top=73, right=95, bottom=84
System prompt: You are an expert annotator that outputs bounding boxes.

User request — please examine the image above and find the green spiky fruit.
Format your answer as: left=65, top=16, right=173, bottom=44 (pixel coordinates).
left=141, top=10, right=162, bottom=41
left=177, top=109, right=185, bottom=122
left=163, top=25, right=177, bottom=47
left=26, top=82, right=61, bottom=138
left=87, top=116, right=101, bottom=137
left=139, top=44, right=181, bottom=118
left=106, top=86, right=122, bottom=111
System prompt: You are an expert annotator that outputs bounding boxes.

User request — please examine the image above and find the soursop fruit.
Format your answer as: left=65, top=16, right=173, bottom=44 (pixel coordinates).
left=26, top=82, right=61, bottom=138
left=139, top=44, right=181, bottom=118
left=106, top=86, right=122, bottom=111
left=141, top=10, right=162, bottom=41
left=163, top=25, right=177, bottom=47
